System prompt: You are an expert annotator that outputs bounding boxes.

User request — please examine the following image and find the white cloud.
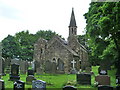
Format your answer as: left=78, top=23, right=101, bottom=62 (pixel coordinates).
left=0, top=0, right=91, bottom=41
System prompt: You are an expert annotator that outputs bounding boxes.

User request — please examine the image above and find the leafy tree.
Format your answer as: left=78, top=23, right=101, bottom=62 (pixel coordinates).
left=15, top=30, right=35, bottom=61
left=35, top=30, right=59, bottom=41
left=84, top=2, right=120, bottom=74
left=2, top=30, right=61, bottom=61
left=2, top=35, right=19, bottom=59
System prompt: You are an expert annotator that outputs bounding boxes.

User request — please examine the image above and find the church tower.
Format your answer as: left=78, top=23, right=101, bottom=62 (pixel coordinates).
left=68, top=8, right=78, bottom=50
left=69, top=8, right=77, bottom=37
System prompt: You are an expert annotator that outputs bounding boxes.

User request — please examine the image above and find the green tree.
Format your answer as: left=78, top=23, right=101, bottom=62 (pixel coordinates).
left=2, top=35, right=19, bottom=59
left=2, top=30, right=61, bottom=61
left=84, top=2, right=120, bottom=73
left=15, top=30, right=35, bottom=61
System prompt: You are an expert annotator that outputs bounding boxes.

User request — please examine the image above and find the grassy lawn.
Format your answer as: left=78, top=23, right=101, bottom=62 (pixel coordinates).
left=1, top=66, right=116, bottom=89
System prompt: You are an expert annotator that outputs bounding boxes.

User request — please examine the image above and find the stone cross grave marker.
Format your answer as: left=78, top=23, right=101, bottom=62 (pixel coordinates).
left=95, top=75, right=110, bottom=85
left=14, top=80, right=25, bottom=90
left=0, top=79, right=4, bottom=90
left=98, top=85, right=113, bottom=90
left=32, top=80, right=46, bottom=89
left=76, top=73, right=91, bottom=85
left=9, top=64, right=20, bottom=81
left=71, top=59, right=76, bottom=70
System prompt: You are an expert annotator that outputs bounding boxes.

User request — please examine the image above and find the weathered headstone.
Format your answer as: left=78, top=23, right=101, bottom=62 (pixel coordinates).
left=32, top=80, right=46, bottom=89
left=28, top=69, right=34, bottom=76
left=5, top=66, right=11, bottom=74
left=26, top=75, right=36, bottom=85
left=76, top=73, right=91, bottom=85
left=11, top=58, right=20, bottom=65
left=0, top=58, right=2, bottom=76
left=98, top=67, right=107, bottom=75
left=20, top=61, right=28, bottom=74
left=51, top=62, right=57, bottom=73
left=45, top=61, right=52, bottom=73
left=9, top=64, right=20, bottom=81
left=0, top=79, right=5, bottom=90
left=95, top=75, right=110, bottom=85
left=116, top=75, right=120, bottom=84
left=63, top=86, right=77, bottom=90
left=36, top=67, right=44, bottom=75
left=14, top=80, right=25, bottom=90
left=98, top=85, right=113, bottom=90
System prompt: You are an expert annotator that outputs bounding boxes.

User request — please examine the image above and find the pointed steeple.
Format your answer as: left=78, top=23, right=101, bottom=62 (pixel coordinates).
left=69, top=8, right=77, bottom=27
left=68, top=8, right=77, bottom=37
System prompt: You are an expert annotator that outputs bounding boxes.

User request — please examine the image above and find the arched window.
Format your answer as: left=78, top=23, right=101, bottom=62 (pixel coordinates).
left=41, top=48, right=43, bottom=54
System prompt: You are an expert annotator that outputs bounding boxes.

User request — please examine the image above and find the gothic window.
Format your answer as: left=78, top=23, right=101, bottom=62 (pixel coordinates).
left=72, top=28, right=74, bottom=34
left=41, top=48, right=43, bottom=54
left=53, top=58, right=56, bottom=62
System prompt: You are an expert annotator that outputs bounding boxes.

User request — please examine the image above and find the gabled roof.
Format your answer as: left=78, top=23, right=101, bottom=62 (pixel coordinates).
left=47, top=35, right=79, bottom=56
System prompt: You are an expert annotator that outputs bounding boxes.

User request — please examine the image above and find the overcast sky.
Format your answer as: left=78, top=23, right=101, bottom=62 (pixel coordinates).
left=0, top=0, right=91, bottom=41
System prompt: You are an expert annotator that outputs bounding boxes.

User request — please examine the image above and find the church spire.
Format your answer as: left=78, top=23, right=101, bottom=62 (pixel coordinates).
left=69, top=8, right=77, bottom=36
left=69, top=8, right=77, bottom=27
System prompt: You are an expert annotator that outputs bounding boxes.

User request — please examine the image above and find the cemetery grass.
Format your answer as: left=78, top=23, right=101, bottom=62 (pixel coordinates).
left=2, top=66, right=116, bottom=89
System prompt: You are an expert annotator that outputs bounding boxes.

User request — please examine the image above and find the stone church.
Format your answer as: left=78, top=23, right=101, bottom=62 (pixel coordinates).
left=33, top=9, right=89, bottom=74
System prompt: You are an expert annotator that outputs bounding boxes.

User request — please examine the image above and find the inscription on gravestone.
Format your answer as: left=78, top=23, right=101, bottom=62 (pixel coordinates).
left=95, top=75, right=110, bottom=85
left=77, top=73, right=91, bottom=85
left=32, top=80, right=46, bottom=89
left=9, top=64, right=20, bottom=81
left=14, top=80, right=25, bottom=90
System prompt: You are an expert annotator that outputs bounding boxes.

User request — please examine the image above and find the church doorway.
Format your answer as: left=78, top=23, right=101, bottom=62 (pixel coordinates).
left=57, top=58, right=64, bottom=71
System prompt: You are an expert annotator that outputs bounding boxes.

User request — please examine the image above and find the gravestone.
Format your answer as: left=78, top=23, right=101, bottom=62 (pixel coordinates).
left=28, top=69, right=34, bottom=76
left=0, top=79, right=5, bottom=90
left=63, top=86, right=77, bottom=90
left=76, top=73, right=91, bottom=85
left=98, top=85, right=113, bottom=90
left=32, top=80, right=46, bottom=90
left=0, top=58, right=2, bottom=76
left=51, top=62, right=57, bottom=73
left=98, top=67, right=107, bottom=75
left=36, top=67, right=44, bottom=75
left=45, top=61, right=52, bottom=73
left=9, top=64, right=20, bottom=81
left=26, top=75, right=36, bottom=85
left=5, top=66, right=11, bottom=74
left=116, top=75, right=120, bottom=84
left=1, top=58, right=5, bottom=76
left=14, top=80, right=25, bottom=90
left=20, top=61, right=28, bottom=74
left=95, top=75, right=110, bottom=85
left=11, top=58, right=20, bottom=65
